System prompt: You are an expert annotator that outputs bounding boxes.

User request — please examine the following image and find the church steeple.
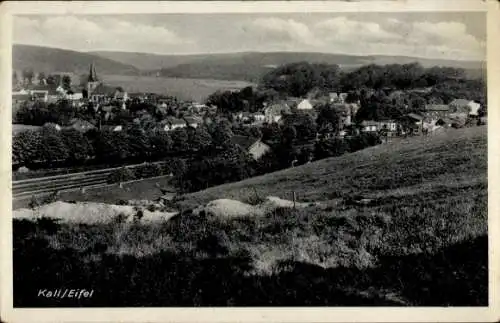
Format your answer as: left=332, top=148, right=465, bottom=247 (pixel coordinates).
left=88, top=63, right=98, bottom=82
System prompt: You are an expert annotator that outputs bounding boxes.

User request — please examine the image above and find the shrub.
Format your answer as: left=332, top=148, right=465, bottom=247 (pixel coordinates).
left=107, top=167, right=136, bottom=184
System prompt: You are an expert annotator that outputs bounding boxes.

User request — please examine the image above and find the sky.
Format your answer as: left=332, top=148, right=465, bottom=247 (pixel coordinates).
left=13, top=12, right=486, bottom=61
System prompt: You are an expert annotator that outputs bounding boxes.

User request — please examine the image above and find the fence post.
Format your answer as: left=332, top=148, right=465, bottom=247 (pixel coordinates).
left=119, top=182, right=123, bottom=189
left=292, top=191, right=296, bottom=209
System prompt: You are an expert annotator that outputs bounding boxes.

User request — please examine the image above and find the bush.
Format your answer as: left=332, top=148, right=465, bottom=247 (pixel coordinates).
left=107, top=167, right=136, bottom=184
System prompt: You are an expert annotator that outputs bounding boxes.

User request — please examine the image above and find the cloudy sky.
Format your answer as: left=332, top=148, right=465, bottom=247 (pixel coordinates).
left=13, top=12, right=486, bottom=61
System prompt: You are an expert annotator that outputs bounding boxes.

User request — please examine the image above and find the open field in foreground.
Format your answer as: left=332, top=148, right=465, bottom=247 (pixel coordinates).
left=13, top=127, right=487, bottom=306
left=102, top=74, right=254, bottom=102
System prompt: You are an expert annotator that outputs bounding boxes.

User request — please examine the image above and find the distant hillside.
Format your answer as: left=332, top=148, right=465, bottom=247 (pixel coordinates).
left=89, top=51, right=211, bottom=70
left=15, top=45, right=484, bottom=83
left=91, top=50, right=485, bottom=82
left=13, top=44, right=139, bottom=76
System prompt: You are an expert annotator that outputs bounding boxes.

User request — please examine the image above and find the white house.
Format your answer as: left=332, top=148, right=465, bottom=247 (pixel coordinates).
left=378, top=120, right=398, bottom=132
left=468, top=101, right=481, bottom=116
left=329, top=93, right=339, bottom=102
left=297, top=99, right=313, bottom=111
left=361, top=120, right=378, bottom=132
left=449, top=99, right=481, bottom=116
left=253, top=112, right=266, bottom=122
left=161, top=117, right=187, bottom=131
left=264, top=103, right=291, bottom=124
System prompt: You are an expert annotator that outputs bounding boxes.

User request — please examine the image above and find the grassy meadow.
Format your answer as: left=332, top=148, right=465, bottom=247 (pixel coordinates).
left=102, top=74, right=255, bottom=102
left=13, top=127, right=487, bottom=306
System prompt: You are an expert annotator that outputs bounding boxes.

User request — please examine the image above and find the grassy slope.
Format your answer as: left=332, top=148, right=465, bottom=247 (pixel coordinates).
left=177, top=126, right=487, bottom=210
left=13, top=126, right=487, bottom=306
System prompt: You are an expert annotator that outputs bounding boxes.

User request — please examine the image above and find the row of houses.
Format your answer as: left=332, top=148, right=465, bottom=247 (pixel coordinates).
left=360, top=98, right=484, bottom=136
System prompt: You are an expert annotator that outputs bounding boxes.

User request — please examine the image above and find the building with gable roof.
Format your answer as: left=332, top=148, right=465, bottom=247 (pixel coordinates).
left=231, top=135, right=271, bottom=160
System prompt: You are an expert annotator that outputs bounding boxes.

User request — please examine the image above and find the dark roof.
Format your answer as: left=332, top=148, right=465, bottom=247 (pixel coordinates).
left=425, top=104, right=449, bottom=112
left=232, top=135, right=259, bottom=151
left=92, top=84, right=117, bottom=95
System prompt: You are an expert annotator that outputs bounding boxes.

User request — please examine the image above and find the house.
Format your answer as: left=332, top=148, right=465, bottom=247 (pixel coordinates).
left=66, top=87, right=83, bottom=101
left=31, top=91, right=49, bottom=102
left=330, top=103, right=360, bottom=127
left=297, top=99, right=313, bottom=111
left=184, top=116, right=202, bottom=128
left=361, top=120, right=379, bottom=132
left=252, top=112, right=266, bottom=123
left=231, top=135, right=271, bottom=160
left=329, top=93, right=339, bottom=103
left=449, top=99, right=481, bottom=116
left=43, top=122, right=62, bottom=131
left=161, top=117, right=187, bottom=131
left=264, top=103, right=291, bottom=124
left=114, top=91, right=129, bottom=109
left=189, top=103, right=209, bottom=114
left=378, top=120, right=398, bottom=132
left=66, top=118, right=96, bottom=132
left=423, top=104, right=450, bottom=120
left=101, top=125, right=123, bottom=132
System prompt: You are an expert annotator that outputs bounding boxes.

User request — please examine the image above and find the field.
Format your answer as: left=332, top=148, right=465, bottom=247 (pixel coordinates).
left=13, top=175, right=176, bottom=210
left=102, top=74, right=254, bottom=102
left=13, top=127, right=487, bottom=306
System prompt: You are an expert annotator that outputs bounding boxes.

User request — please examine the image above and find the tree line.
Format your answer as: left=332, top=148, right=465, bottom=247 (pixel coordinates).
left=205, top=62, right=486, bottom=122
left=12, top=121, right=235, bottom=169
left=13, top=69, right=73, bottom=89
left=261, top=62, right=484, bottom=97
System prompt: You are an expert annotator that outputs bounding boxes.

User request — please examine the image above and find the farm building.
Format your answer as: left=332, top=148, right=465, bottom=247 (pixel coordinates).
left=231, top=135, right=271, bottom=160
left=161, top=117, right=187, bottom=131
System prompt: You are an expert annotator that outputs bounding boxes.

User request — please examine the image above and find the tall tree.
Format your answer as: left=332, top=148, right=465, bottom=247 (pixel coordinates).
left=60, top=129, right=94, bottom=162
left=211, top=120, right=234, bottom=148
left=316, top=104, right=341, bottom=135
left=171, top=127, right=189, bottom=152
left=62, top=75, right=72, bottom=90
left=38, top=72, right=46, bottom=84
left=22, top=68, right=35, bottom=85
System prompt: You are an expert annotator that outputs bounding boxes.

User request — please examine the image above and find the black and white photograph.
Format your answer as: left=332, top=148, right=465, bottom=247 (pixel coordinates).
left=1, top=0, right=498, bottom=322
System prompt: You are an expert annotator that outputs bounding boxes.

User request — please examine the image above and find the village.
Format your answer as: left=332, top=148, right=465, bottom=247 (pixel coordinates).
left=12, top=63, right=486, bottom=173
left=8, top=7, right=490, bottom=311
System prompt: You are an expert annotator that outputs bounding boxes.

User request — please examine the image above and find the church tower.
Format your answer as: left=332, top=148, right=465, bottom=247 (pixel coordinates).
left=87, top=63, right=100, bottom=96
